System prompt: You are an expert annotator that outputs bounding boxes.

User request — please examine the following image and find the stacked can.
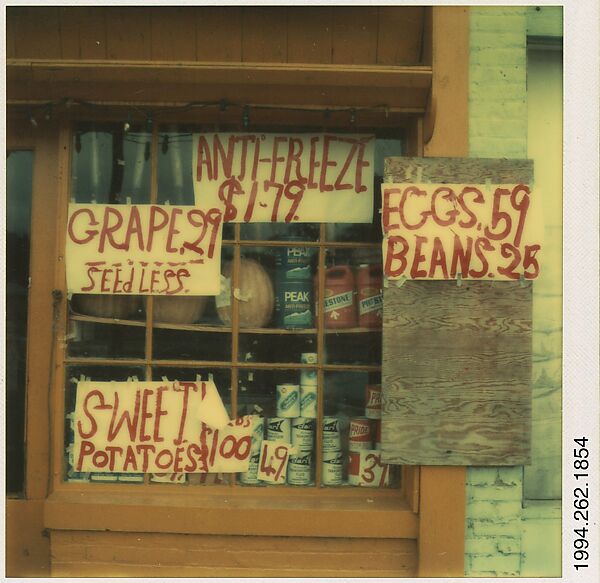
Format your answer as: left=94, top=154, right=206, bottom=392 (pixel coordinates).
left=275, top=244, right=314, bottom=329
left=299, top=352, right=317, bottom=419
left=321, top=416, right=343, bottom=485
left=288, top=417, right=315, bottom=485
left=239, top=415, right=265, bottom=485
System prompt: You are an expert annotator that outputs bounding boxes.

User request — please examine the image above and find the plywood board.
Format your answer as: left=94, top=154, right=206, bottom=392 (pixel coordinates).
left=382, top=279, right=532, bottom=465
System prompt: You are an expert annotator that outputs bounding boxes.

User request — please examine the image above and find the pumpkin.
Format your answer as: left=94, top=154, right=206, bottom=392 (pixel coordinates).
left=71, top=294, right=141, bottom=320
left=216, top=258, right=274, bottom=328
left=150, top=296, right=208, bottom=324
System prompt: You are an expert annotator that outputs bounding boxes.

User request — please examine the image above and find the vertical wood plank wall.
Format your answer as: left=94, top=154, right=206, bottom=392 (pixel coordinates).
left=6, top=6, right=426, bottom=65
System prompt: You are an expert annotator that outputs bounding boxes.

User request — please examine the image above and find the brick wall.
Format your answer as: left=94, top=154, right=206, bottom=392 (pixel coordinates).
left=466, top=6, right=563, bottom=577
left=466, top=7, right=527, bottom=577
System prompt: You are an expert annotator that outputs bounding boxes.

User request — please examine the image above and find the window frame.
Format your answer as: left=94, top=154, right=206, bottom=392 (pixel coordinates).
left=44, top=112, right=422, bottom=537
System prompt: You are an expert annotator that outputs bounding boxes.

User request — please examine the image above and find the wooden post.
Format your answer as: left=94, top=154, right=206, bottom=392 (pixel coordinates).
left=418, top=6, right=469, bottom=577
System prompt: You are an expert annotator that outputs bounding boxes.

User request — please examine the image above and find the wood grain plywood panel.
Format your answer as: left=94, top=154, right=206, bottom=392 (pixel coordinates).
left=106, top=7, right=152, bottom=60
left=382, top=279, right=532, bottom=466
left=150, top=7, right=196, bottom=61
left=286, top=7, right=333, bottom=64
left=59, top=7, right=108, bottom=60
left=242, top=7, right=288, bottom=63
left=11, top=7, right=62, bottom=59
left=332, top=7, right=379, bottom=65
left=385, top=156, right=534, bottom=185
left=377, top=7, right=425, bottom=65
left=51, top=530, right=417, bottom=577
left=196, top=7, right=242, bottom=62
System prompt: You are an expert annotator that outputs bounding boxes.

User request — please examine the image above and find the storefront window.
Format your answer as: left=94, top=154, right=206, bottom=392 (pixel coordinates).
left=64, top=122, right=402, bottom=489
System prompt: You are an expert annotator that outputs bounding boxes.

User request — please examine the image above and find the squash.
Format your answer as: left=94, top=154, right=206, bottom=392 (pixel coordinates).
left=71, top=294, right=141, bottom=319
left=216, top=258, right=274, bottom=328
left=150, top=296, right=208, bottom=324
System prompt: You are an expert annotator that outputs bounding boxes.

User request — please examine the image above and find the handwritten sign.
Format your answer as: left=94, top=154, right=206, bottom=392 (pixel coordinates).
left=381, top=183, right=542, bottom=280
left=193, top=133, right=375, bottom=223
left=66, top=203, right=223, bottom=295
left=257, top=440, right=293, bottom=484
left=73, top=380, right=252, bottom=473
left=348, top=450, right=390, bottom=487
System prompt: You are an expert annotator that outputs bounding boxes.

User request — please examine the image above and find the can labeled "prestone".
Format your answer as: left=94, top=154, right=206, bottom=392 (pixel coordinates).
left=322, top=450, right=343, bottom=485
left=349, top=417, right=372, bottom=451
left=291, top=417, right=315, bottom=450
left=322, top=416, right=341, bottom=451
left=267, top=417, right=292, bottom=443
left=287, top=450, right=312, bottom=485
left=276, top=384, right=301, bottom=418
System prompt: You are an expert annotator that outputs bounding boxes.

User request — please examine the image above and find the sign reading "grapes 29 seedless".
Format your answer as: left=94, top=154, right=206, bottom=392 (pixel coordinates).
left=381, top=157, right=541, bottom=281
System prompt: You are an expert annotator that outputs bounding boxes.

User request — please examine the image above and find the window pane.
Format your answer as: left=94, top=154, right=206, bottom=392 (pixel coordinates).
left=323, top=248, right=382, bottom=365
left=71, top=123, right=151, bottom=204
left=6, top=150, right=33, bottom=495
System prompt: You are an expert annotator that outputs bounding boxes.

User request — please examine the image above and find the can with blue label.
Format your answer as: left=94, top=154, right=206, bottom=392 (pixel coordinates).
left=276, top=384, right=301, bottom=418
left=275, top=244, right=315, bottom=280
left=275, top=280, right=313, bottom=329
left=287, top=449, right=313, bottom=485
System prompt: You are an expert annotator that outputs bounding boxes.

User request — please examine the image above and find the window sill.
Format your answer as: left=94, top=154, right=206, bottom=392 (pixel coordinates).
left=44, top=487, right=418, bottom=539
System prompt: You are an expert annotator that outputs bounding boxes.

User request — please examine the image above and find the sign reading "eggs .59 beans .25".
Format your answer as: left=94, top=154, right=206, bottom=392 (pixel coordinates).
left=381, top=182, right=543, bottom=281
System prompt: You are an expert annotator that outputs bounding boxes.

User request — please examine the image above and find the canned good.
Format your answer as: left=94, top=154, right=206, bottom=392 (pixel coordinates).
left=349, top=417, right=372, bottom=451
left=357, top=264, right=383, bottom=328
left=322, top=416, right=341, bottom=451
left=249, top=415, right=265, bottom=452
left=267, top=417, right=292, bottom=443
left=300, top=384, right=317, bottom=418
left=275, top=245, right=314, bottom=280
left=275, top=280, right=313, bottom=329
left=300, top=369, right=317, bottom=386
left=276, top=384, right=301, bottom=418
left=287, top=450, right=312, bottom=485
left=321, top=450, right=343, bottom=485
left=239, top=452, right=261, bottom=485
left=348, top=450, right=390, bottom=487
left=291, top=417, right=315, bottom=450
left=365, top=384, right=382, bottom=419
left=301, top=352, right=318, bottom=365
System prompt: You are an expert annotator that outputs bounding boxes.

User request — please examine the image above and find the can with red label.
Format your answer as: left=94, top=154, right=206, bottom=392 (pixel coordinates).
left=365, top=384, right=382, bottom=419
left=318, top=266, right=357, bottom=329
left=357, top=264, right=383, bottom=328
left=349, top=417, right=372, bottom=451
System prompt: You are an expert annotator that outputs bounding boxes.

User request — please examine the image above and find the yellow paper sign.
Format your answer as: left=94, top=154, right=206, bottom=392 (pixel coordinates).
left=73, top=380, right=253, bottom=474
left=193, top=133, right=375, bottom=223
left=66, top=203, right=223, bottom=295
left=381, top=183, right=543, bottom=280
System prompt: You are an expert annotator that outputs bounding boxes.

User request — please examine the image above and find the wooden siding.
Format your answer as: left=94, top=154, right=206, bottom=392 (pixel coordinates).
left=6, top=6, right=425, bottom=65
left=50, top=531, right=417, bottom=577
